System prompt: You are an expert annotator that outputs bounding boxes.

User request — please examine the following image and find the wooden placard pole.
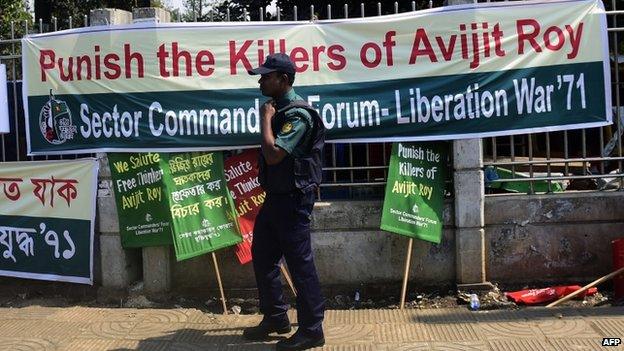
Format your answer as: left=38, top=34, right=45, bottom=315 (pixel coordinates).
left=211, top=252, right=228, bottom=314
left=400, top=238, right=414, bottom=310
left=280, top=263, right=297, bottom=297
left=546, top=266, right=624, bottom=308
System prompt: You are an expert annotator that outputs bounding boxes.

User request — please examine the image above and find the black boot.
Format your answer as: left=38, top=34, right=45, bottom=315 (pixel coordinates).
left=275, top=331, right=325, bottom=351
left=243, top=319, right=292, bottom=341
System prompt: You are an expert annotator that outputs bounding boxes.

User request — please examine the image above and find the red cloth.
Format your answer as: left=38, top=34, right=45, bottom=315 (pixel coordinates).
left=505, top=285, right=598, bottom=305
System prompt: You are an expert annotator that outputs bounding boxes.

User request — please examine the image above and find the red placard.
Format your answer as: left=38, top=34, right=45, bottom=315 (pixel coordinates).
left=224, top=149, right=265, bottom=264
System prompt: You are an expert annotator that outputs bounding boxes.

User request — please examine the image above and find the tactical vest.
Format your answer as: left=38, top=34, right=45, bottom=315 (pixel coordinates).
left=258, top=100, right=326, bottom=194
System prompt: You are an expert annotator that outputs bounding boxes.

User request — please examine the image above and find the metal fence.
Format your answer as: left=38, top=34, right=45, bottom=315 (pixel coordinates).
left=483, top=0, right=623, bottom=195
left=1, top=0, right=622, bottom=199
left=0, top=15, right=91, bottom=163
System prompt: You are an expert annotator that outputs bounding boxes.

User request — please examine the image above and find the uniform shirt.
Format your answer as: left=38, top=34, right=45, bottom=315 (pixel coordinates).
left=272, top=89, right=313, bottom=158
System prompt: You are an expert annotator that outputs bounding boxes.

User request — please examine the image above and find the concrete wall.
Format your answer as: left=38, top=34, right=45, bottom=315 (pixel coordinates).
left=485, top=192, right=624, bottom=284
left=169, top=191, right=624, bottom=293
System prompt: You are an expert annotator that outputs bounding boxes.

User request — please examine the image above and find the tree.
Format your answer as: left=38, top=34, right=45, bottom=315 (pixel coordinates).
left=31, top=0, right=166, bottom=29
left=0, top=0, right=32, bottom=41
left=180, top=0, right=270, bottom=22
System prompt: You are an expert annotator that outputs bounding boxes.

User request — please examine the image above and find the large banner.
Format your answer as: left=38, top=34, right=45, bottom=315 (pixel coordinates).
left=22, top=0, right=610, bottom=155
left=0, top=159, right=98, bottom=284
left=160, top=152, right=242, bottom=261
left=108, top=152, right=173, bottom=248
left=380, top=142, right=448, bottom=243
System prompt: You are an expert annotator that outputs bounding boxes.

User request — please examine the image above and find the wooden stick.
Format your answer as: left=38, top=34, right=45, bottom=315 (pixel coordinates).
left=546, top=266, right=624, bottom=308
left=280, top=263, right=297, bottom=297
left=211, top=252, right=228, bottom=314
left=400, top=238, right=414, bottom=310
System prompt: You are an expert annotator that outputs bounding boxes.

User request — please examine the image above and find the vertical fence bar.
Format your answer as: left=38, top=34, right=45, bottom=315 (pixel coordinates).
left=510, top=135, right=515, bottom=178
left=613, top=0, right=623, bottom=189
left=564, top=130, right=569, bottom=176
left=310, top=5, right=315, bottom=20
left=546, top=132, right=552, bottom=193
left=490, top=137, right=497, bottom=180
left=492, top=138, right=497, bottom=163
left=327, top=4, right=331, bottom=19
left=277, top=7, right=281, bottom=21
left=361, top=3, right=365, bottom=17
left=9, top=21, right=18, bottom=160
left=39, top=18, right=50, bottom=160
left=69, top=16, right=73, bottom=29
left=25, top=20, right=33, bottom=160
left=581, top=129, right=587, bottom=175
left=294, top=6, right=298, bottom=21
left=54, top=17, right=62, bottom=159
left=600, top=125, right=605, bottom=175
left=528, top=134, right=534, bottom=194
left=11, top=21, right=21, bottom=160
left=332, top=4, right=347, bottom=186
left=412, top=1, right=416, bottom=11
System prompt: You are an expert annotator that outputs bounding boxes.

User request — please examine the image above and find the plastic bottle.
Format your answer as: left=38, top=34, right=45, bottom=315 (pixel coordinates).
left=469, top=294, right=480, bottom=311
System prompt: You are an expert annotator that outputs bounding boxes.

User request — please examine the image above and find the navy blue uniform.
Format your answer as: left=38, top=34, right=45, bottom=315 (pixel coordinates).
left=252, top=88, right=325, bottom=338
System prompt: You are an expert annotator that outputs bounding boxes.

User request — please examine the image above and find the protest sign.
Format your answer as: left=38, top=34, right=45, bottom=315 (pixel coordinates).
left=160, top=152, right=242, bottom=261
left=108, top=152, right=173, bottom=247
left=224, top=149, right=265, bottom=264
left=21, top=0, right=610, bottom=155
left=381, top=142, right=448, bottom=243
left=0, top=159, right=97, bottom=284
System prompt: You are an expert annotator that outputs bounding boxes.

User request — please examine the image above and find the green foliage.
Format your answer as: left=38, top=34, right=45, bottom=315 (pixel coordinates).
left=0, top=0, right=32, bottom=40
left=180, top=0, right=270, bottom=22
left=28, top=1, right=165, bottom=30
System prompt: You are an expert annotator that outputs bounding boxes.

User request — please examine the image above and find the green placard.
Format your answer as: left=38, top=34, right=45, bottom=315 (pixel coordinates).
left=160, top=152, right=242, bottom=261
left=380, top=142, right=449, bottom=243
left=108, top=153, right=173, bottom=248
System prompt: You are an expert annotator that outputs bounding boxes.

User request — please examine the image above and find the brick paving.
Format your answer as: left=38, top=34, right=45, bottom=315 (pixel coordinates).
left=0, top=306, right=622, bottom=350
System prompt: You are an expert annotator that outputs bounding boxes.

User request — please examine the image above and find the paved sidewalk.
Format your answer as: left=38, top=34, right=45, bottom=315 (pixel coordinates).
left=0, top=305, right=622, bottom=350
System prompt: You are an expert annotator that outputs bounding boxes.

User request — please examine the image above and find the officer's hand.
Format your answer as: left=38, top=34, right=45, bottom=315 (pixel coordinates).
left=261, top=100, right=276, bottom=120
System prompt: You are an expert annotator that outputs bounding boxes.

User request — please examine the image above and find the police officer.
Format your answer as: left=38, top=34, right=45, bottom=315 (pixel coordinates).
left=244, top=53, right=326, bottom=351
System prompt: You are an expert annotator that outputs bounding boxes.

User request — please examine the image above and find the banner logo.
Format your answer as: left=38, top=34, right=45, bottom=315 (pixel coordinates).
left=39, top=90, right=76, bottom=145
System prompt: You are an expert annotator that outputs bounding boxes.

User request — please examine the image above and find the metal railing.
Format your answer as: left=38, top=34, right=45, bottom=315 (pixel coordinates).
left=0, top=15, right=91, bottom=163
left=483, top=0, right=624, bottom=194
